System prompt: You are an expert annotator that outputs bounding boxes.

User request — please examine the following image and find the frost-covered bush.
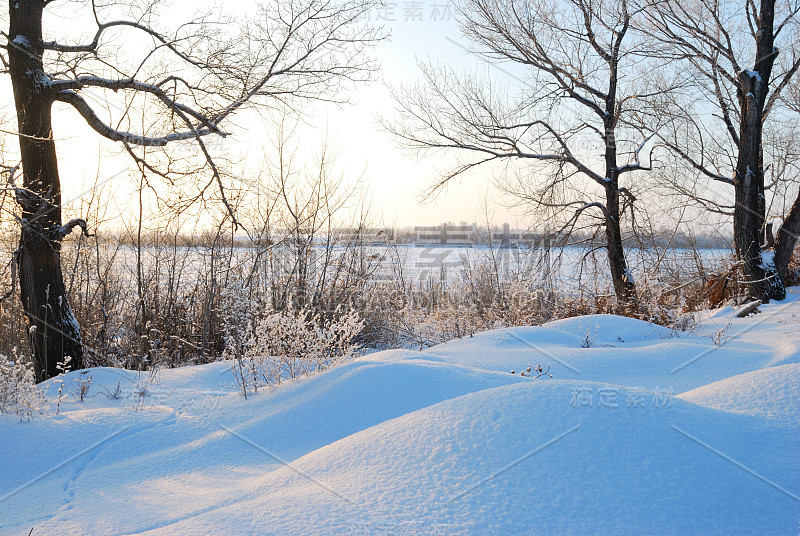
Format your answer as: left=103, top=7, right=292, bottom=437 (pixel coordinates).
left=230, top=305, right=363, bottom=395
left=220, top=276, right=259, bottom=364
left=0, top=353, right=46, bottom=421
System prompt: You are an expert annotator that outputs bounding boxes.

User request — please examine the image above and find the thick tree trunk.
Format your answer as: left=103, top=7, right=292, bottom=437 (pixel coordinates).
left=733, top=72, right=782, bottom=301
left=732, top=0, right=785, bottom=302
left=604, top=186, right=636, bottom=302
left=18, top=229, right=83, bottom=381
left=774, top=192, right=800, bottom=282
left=8, top=0, right=84, bottom=381
left=602, top=103, right=636, bottom=303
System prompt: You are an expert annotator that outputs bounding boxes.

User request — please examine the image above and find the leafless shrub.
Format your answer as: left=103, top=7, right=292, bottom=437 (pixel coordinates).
left=231, top=305, right=363, bottom=396
left=0, top=351, right=46, bottom=421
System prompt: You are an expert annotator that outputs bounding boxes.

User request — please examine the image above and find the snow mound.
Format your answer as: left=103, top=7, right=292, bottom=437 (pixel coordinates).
left=140, top=381, right=800, bottom=536
left=1, top=290, right=799, bottom=535
left=680, top=363, right=800, bottom=423
left=424, top=297, right=800, bottom=394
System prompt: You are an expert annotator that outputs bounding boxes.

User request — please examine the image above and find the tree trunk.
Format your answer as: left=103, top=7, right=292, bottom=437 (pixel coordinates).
left=604, top=186, right=636, bottom=302
left=774, top=191, right=800, bottom=282
left=732, top=0, right=785, bottom=302
left=733, top=77, right=784, bottom=301
left=603, top=109, right=636, bottom=303
left=8, top=0, right=84, bottom=381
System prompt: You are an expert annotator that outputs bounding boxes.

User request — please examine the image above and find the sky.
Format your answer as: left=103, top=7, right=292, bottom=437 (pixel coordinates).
left=249, top=1, right=535, bottom=229
left=308, top=1, right=529, bottom=228
left=0, top=0, right=529, bottom=232
left=0, top=0, right=755, bottom=236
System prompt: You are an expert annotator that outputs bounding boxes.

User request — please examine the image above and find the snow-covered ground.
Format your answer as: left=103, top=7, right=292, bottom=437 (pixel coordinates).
left=2, top=291, right=799, bottom=535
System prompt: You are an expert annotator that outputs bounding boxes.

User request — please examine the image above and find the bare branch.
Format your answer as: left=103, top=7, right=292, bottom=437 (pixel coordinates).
left=54, top=218, right=91, bottom=240
left=617, top=133, right=655, bottom=175
left=51, top=75, right=226, bottom=135
left=55, top=89, right=221, bottom=146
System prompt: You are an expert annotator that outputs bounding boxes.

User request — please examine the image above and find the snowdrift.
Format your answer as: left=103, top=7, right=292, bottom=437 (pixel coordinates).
left=2, top=290, right=799, bottom=535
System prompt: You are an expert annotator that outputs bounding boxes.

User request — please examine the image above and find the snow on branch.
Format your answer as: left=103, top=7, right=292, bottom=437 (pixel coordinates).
left=39, top=0, right=380, bottom=150
left=54, top=218, right=91, bottom=240
left=51, top=76, right=225, bottom=135
left=653, top=132, right=734, bottom=186
left=55, top=90, right=221, bottom=147
left=575, top=201, right=610, bottom=219
left=617, top=133, right=655, bottom=175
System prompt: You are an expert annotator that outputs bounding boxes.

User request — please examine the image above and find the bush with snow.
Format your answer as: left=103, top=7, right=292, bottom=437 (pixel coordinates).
left=229, top=305, right=363, bottom=395
left=0, top=352, right=46, bottom=421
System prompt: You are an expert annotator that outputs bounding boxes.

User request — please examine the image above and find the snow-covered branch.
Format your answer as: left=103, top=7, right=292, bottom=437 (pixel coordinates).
left=50, top=76, right=225, bottom=135
left=617, top=133, right=655, bottom=175
left=55, top=90, right=220, bottom=147
left=54, top=218, right=91, bottom=240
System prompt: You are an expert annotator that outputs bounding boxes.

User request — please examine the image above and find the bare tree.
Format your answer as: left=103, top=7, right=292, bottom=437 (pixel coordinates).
left=774, top=189, right=800, bottom=280
left=1, top=0, right=380, bottom=381
left=642, top=0, right=800, bottom=301
left=774, top=83, right=800, bottom=280
left=386, top=0, right=658, bottom=302
left=255, top=120, right=378, bottom=315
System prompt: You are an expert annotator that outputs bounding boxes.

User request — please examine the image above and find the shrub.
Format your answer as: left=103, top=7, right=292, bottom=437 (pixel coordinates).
left=230, top=305, right=363, bottom=395
left=0, top=352, right=46, bottom=421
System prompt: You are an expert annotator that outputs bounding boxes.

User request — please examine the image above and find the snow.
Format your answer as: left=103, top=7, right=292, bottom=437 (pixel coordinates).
left=623, top=267, right=635, bottom=284
left=743, top=69, right=763, bottom=83
left=761, top=249, right=777, bottom=270
left=679, top=363, right=800, bottom=422
left=11, top=35, right=30, bottom=48
left=2, top=290, right=800, bottom=535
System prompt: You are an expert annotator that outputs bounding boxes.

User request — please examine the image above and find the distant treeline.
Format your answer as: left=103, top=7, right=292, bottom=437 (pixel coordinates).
left=70, top=225, right=734, bottom=250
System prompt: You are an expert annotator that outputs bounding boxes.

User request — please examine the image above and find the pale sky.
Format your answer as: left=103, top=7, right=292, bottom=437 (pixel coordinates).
left=305, top=2, right=527, bottom=228
left=0, top=0, right=527, bottom=232
left=2, top=0, right=746, bottom=236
